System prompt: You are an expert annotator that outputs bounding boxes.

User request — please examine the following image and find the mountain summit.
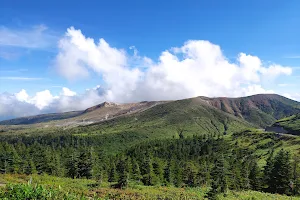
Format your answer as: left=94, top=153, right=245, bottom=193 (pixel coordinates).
left=0, top=94, right=299, bottom=129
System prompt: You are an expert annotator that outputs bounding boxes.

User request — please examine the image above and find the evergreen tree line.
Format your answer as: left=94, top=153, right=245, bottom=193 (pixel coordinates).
left=0, top=134, right=299, bottom=198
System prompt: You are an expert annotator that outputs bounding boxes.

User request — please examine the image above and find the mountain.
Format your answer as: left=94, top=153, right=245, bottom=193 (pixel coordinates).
left=0, top=111, right=82, bottom=125
left=199, top=94, right=300, bottom=127
left=0, top=96, right=253, bottom=153
left=1, top=94, right=299, bottom=130
left=0, top=101, right=164, bottom=127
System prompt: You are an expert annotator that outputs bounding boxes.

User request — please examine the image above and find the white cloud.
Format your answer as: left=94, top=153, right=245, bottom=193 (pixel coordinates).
left=30, top=90, right=58, bottom=110
left=0, top=92, right=40, bottom=120
left=283, top=93, right=300, bottom=101
left=260, top=64, right=292, bottom=77
left=0, top=88, right=81, bottom=119
left=0, top=25, right=57, bottom=49
left=54, top=31, right=292, bottom=103
left=15, top=89, right=29, bottom=102
left=61, top=87, right=77, bottom=96
left=0, top=27, right=296, bottom=120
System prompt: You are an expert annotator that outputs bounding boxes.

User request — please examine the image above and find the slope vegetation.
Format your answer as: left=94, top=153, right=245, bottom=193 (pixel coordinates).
left=0, top=94, right=299, bottom=134
left=267, top=114, right=300, bottom=135
left=200, top=94, right=300, bottom=127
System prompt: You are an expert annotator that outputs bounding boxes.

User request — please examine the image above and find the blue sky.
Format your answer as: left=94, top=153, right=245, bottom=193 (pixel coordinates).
left=0, top=0, right=300, bottom=119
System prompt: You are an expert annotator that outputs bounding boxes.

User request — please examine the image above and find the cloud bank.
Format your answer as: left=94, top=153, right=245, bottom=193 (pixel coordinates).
left=0, top=27, right=296, bottom=120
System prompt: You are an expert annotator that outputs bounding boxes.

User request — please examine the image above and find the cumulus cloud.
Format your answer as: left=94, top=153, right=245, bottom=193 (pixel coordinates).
left=0, top=87, right=106, bottom=120
left=54, top=29, right=292, bottom=102
left=0, top=27, right=296, bottom=120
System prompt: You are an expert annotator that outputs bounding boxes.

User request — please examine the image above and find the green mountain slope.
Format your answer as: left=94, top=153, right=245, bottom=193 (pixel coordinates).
left=200, top=94, right=300, bottom=127
left=267, top=114, right=300, bottom=135
left=66, top=97, right=253, bottom=153
left=0, top=97, right=253, bottom=153
left=2, top=94, right=299, bottom=129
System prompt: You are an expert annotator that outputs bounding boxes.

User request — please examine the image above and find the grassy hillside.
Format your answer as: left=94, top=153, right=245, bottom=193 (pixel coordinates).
left=231, top=129, right=300, bottom=166
left=61, top=98, right=252, bottom=152
left=274, top=114, right=300, bottom=135
left=0, top=174, right=297, bottom=200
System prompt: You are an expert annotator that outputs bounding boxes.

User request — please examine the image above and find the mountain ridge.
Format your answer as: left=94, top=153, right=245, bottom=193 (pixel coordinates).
left=1, top=94, right=299, bottom=129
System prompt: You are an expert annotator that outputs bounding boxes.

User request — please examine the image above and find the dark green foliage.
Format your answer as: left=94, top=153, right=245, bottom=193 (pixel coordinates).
left=268, top=149, right=292, bottom=194
left=77, top=151, right=92, bottom=179
left=65, top=152, right=78, bottom=179
left=0, top=132, right=298, bottom=197
left=163, top=160, right=173, bottom=186
left=182, top=161, right=197, bottom=187
left=141, top=157, right=157, bottom=186
left=152, top=158, right=164, bottom=184
left=292, top=156, right=300, bottom=195
left=131, top=159, right=142, bottom=182
left=116, top=158, right=129, bottom=188
left=206, top=155, right=227, bottom=200
left=249, top=161, right=262, bottom=191
left=108, top=163, right=117, bottom=182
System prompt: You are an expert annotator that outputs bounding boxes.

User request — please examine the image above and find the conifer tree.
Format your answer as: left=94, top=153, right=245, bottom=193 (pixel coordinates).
left=77, top=151, right=92, bottom=179
left=66, top=152, right=78, bottom=179
left=183, top=161, right=197, bottom=187
left=163, top=160, right=173, bottom=186
left=240, top=161, right=250, bottom=190
left=206, top=155, right=227, bottom=200
left=269, top=149, right=292, bottom=194
left=108, top=163, right=117, bottom=182
left=173, top=161, right=183, bottom=187
left=153, top=158, right=164, bottom=184
left=142, top=157, right=157, bottom=186
left=292, top=156, right=300, bottom=195
left=249, top=160, right=262, bottom=191
left=116, top=158, right=129, bottom=188
left=132, top=159, right=142, bottom=182
left=263, top=150, right=274, bottom=192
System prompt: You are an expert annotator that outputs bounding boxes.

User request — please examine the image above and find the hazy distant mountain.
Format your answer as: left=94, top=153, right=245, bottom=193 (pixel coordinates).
left=1, top=94, right=299, bottom=130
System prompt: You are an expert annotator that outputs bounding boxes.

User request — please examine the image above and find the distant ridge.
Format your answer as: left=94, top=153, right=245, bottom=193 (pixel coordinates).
left=198, top=94, right=300, bottom=127
left=0, top=94, right=299, bottom=128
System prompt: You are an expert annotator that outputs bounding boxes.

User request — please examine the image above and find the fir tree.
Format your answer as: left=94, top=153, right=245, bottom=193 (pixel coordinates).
left=163, top=160, right=173, bottom=186
left=116, top=158, right=129, bottom=189
left=153, top=158, right=164, bottom=184
left=66, top=152, right=78, bottom=179
left=132, top=160, right=142, bottom=182
left=263, top=149, right=274, bottom=192
left=108, top=163, right=117, bottom=182
left=269, top=149, right=292, bottom=194
left=173, top=161, right=182, bottom=187
left=77, top=151, right=92, bottom=179
left=249, top=160, right=262, bottom=191
left=206, top=155, right=227, bottom=200
left=142, top=157, right=157, bottom=186
left=182, top=161, right=197, bottom=187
